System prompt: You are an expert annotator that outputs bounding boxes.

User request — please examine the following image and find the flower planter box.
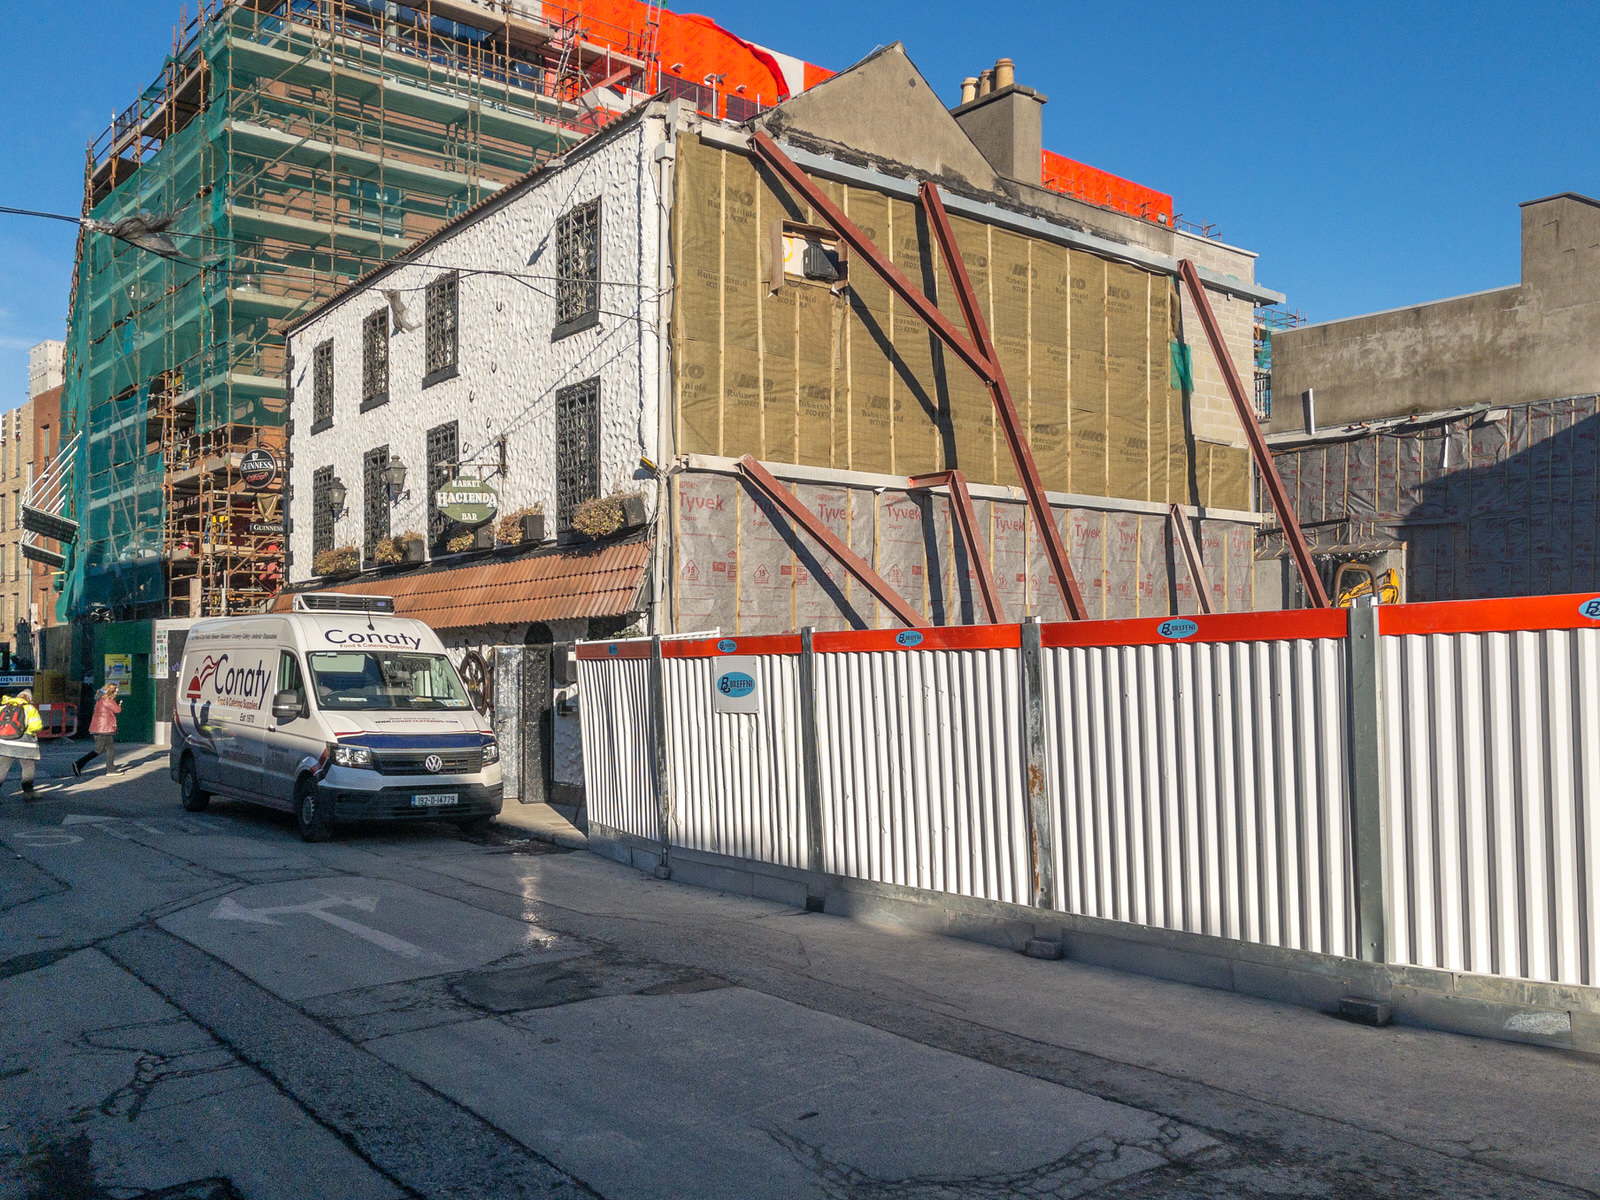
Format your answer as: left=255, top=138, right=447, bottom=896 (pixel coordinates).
left=474, top=527, right=494, bottom=550
left=400, top=537, right=425, bottom=563
left=521, top=512, right=546, bottom=544
left=620, top=494, right=648, bottom=529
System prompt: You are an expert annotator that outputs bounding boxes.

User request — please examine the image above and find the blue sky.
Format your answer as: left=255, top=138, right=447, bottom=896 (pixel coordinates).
left=1, top=0, right=1594, bottom=408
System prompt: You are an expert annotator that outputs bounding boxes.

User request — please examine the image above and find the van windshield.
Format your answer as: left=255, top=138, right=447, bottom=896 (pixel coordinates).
left=306, top=651, right=474, bottom=711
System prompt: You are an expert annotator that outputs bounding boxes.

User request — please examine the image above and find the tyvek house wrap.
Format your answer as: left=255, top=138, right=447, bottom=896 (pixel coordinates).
left=668, top=469, right=1258, bottom=633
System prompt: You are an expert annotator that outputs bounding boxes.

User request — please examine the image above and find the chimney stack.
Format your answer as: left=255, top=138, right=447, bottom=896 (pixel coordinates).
left=952, top=57, right=1046, bottom=186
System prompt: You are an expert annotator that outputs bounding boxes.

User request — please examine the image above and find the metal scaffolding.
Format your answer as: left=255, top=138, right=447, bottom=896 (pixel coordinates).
left=61, top=0, right=659, bottom=618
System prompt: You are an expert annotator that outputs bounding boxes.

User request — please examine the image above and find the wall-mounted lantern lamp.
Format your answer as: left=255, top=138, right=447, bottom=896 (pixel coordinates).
left=326, top=476, right=347, bottom=521
left=382, top=457, right=409, bottom=504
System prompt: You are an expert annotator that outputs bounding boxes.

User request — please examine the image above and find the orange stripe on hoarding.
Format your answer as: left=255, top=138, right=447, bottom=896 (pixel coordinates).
left=1042, top=608, right=1348, bottom=649
left=576, top=641, right=652, bottom=661
left=812, top=624, right=1021, bottom=655
left=1378, top=593, right=1600, bottom=636
left=662, top=634, right=803, bottom=658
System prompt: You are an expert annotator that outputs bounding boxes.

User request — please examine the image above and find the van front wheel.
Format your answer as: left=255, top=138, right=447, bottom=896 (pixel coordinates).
left=295, top=778, right=333, bottom=843
left=179, top=757, right=210, bottom=813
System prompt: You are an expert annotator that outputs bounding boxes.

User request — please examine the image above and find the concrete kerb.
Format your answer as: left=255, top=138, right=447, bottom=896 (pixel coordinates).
left=492, top=801, right=589, bottom=851
left=584, top=819, right=1600, bottom=1057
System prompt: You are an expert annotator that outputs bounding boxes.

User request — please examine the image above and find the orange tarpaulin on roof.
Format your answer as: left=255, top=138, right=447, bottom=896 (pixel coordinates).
left=552, top=0, right=831, bottom=105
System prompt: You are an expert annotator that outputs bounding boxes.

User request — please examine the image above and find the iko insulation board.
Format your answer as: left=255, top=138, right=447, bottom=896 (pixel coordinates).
left=671, top=132, right=1248, bottom=512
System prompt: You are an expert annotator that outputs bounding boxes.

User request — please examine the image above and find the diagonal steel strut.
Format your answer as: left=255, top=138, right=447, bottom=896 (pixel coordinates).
left=908, top=470, right=1004, bottom=624
left=736, top=455, right=924, bottom=628
left=748, top=130, right=1087, bottom=619
left=915, top=181, right=1088, bottom=621
left=1175, top=258, right=1328, bottom=607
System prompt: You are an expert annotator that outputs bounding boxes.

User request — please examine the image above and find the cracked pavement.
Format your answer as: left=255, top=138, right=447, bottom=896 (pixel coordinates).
left=2, top=745, right=1598, bottom=1199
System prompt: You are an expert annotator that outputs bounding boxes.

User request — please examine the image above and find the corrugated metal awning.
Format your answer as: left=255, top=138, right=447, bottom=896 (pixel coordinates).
left=275, top=537, right=649, bottom=630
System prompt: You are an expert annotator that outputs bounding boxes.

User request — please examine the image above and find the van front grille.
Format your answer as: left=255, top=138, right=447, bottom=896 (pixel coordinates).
left=371, top=750, right=483, bottom=776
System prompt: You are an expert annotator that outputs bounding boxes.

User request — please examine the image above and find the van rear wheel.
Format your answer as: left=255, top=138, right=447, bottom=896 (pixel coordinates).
left=179, top=757, right=210, bottom=813
left=295, top=777, right=333, bottom=843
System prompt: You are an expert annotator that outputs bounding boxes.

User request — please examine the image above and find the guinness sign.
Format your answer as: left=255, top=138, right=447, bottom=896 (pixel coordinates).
left=240, top=448, right=279, bottom=490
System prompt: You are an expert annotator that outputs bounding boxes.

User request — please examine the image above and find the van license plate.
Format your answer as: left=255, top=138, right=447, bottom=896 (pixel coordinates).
left=412, top=792, right=459, bottom=807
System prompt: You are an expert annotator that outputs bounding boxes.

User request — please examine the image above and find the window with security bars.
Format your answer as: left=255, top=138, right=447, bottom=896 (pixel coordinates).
left=555, top=378, right=600, bottom=529
left=555, top=199, right=601, bottom=334
left=312, top=465, right=334, bottom=558
left=363, top=445, right=389, bottom=565
left=362, top=310, right=389, bottom=407
left=424, top=274, right=458, bottom=382
left=426, top=420, right=459, bottom=550
left=311, top=341, right=333, bottom=430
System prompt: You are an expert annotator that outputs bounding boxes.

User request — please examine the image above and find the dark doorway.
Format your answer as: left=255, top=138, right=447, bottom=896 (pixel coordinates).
left=520, top=622, right=554, bottom=805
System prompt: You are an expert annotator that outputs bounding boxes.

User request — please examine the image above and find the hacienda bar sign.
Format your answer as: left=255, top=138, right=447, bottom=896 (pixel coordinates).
left=435, top=479, right=499, bottom=526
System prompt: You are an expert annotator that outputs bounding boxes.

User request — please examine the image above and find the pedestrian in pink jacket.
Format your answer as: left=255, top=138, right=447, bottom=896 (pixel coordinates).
left=74, top=683, right=122, bottom=777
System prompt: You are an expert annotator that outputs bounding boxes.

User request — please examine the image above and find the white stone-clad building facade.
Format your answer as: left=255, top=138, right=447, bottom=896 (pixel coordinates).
left=284, top=103, right=667, bottom=584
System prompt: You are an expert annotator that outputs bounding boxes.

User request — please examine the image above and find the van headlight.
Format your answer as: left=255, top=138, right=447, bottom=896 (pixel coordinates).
left=331, top=744, right=374, bottom=769
left=481, top=740, right=499, bottom=766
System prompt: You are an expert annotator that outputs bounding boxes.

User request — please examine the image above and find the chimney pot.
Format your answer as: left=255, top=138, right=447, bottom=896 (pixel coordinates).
left=994, top=58, right=1015, bottom=90
left=978, top=68, right=994, bottom=97
left=960, top=76, right=978, bottom=105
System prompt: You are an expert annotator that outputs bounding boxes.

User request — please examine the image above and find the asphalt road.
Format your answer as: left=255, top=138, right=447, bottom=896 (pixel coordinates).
left=3, top=744, right=1598, bottom=1200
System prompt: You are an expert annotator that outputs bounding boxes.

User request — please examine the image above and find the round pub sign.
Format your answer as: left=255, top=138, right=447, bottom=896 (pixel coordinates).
left=435, top=479, right=499, bottom=527
left=239, top=447, right=278, bottom=490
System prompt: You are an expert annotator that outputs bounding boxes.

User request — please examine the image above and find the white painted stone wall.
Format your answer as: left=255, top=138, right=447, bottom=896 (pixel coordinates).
left=286, top=106, right=668, bottom=581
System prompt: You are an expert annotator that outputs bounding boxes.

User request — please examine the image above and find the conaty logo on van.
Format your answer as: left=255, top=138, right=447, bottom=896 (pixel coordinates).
left=185, top=654, right=272, bottom=708
left=325, top=629, right=422, bottom=650
left=186, top=655, right=224, bottom=700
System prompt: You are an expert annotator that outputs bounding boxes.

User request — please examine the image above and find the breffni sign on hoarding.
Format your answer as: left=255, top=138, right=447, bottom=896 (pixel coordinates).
left=240, top=448, right=279, bottom=490
left=712, top=655, right=761, bottom=714
left=435, top=479, right=499, bottom=526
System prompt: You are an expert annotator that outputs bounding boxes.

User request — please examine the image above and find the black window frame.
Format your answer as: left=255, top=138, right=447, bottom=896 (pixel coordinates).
left=554, top=198, right=601, bottom=339
left=361, top=309, right=390, bottom=410
left=426, top=420, right=459, bottom=552
left=423, top=273, right=459, bottom=387
left=311, top=465, right=335, bottom=558
left=555, top=377, right=600, bottom=531
left=310, top=340, right=334, bottom=433
left=363, top=444, right=390, bottom=566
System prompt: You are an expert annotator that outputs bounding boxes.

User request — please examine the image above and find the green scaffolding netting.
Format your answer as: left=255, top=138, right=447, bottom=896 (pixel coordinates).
left=61, top=2, right=592, bottom=618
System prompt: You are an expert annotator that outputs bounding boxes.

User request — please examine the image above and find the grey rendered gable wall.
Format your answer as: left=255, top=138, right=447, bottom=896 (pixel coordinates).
left=753, top=43, right=1003, bottom=193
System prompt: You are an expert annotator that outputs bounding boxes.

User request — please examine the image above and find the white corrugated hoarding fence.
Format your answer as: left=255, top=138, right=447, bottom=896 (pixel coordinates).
left=1380, top=603, right=1600, bottom=987
left=814, top=633, right=1029, bottom=904
left=575, top=592, right=1600, bottom=996
left=1042, top=616, right=1355, bottom=957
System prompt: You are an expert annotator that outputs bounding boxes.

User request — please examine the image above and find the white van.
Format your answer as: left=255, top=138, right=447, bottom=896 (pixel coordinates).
left=169, top=594, right=502, bottom=841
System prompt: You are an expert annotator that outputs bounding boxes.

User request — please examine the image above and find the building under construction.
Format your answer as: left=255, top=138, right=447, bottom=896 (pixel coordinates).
left=54, top=0, right=1233, bottom=624
left=54, top=0, right=703, bottom=620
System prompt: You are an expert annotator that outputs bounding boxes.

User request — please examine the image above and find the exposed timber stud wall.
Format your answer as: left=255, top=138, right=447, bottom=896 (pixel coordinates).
left=667, top=130, right=1260, bottom=633
left=672, top=132, right=1251, bottom=507
left=579, top=592, right=1600, bottom=1051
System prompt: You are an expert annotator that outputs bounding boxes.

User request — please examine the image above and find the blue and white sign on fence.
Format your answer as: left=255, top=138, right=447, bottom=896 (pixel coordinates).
left=712, top=656, right=761, bottom=714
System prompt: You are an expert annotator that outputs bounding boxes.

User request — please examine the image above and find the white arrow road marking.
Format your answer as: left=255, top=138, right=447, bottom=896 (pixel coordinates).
left=210, top=893, right=443, bottom=962
left=62, top=814, right=172, bottom=838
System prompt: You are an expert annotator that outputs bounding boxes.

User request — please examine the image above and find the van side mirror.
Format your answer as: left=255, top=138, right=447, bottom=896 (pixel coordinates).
left=271, top=690, right=302, bottom=722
